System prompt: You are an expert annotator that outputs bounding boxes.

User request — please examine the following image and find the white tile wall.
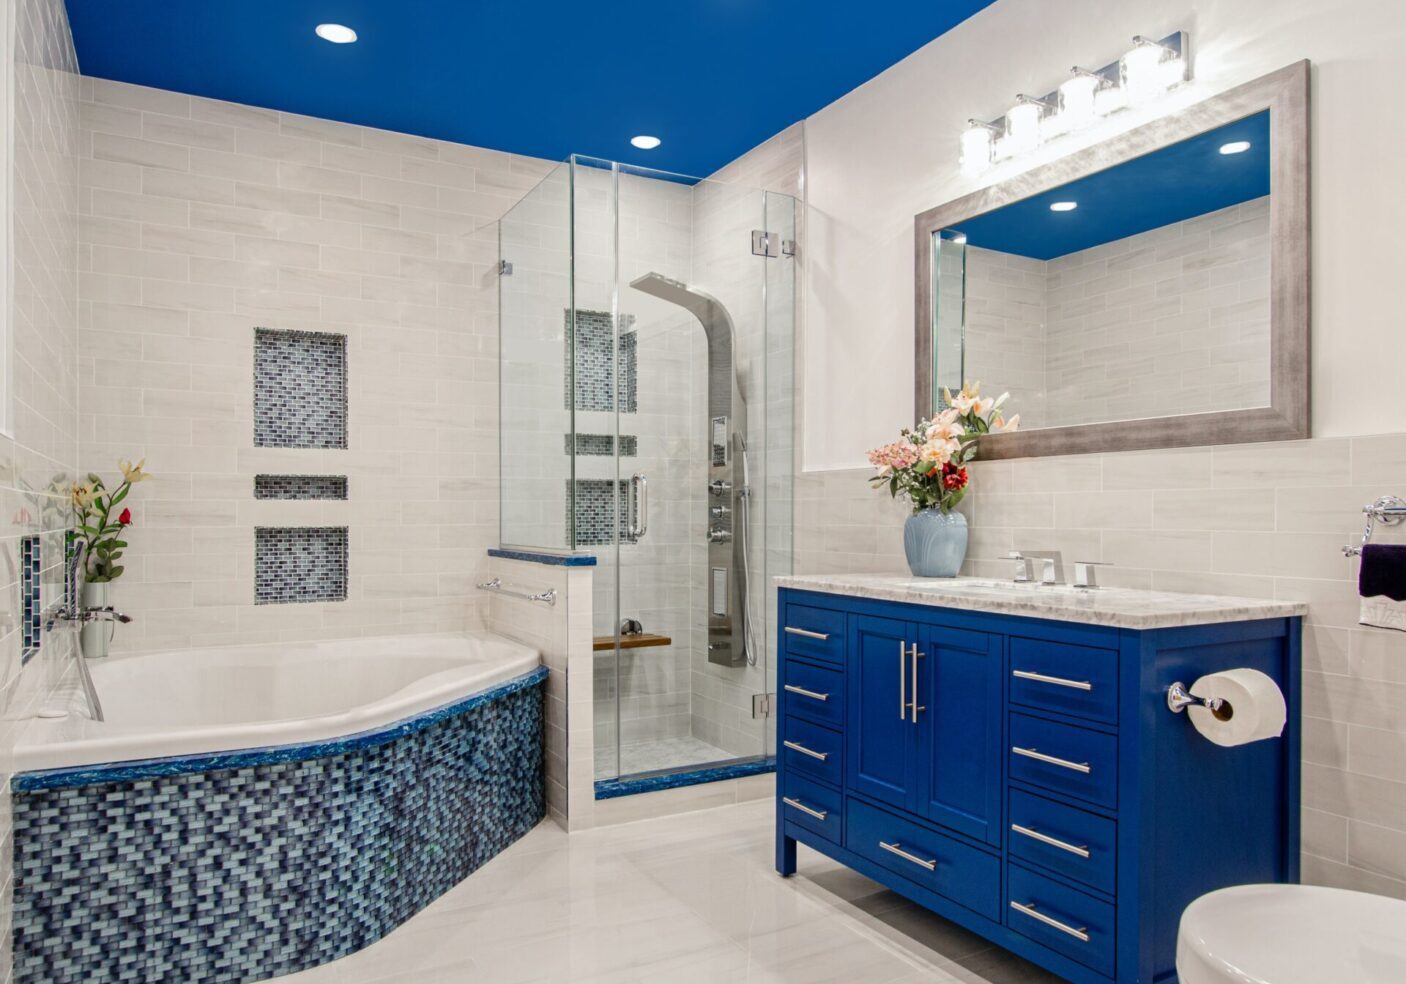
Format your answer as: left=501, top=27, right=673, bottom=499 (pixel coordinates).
left=796, top=433, right=1406, bottom=900
left=75, top=78, right=558, bottom=653
left=0, top=0, right=82, bottom=977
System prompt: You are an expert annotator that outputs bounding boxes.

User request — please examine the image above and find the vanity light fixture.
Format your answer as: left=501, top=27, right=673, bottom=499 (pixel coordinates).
left=630, top=135, right=662, bottom=150
left=1219, top=140, right=1252, bottom=155
left=1049, top=201, right=1078, bottom=212
left=314, top=23, right=358, bottom=44
left=958, top=31, right=1190, bottom=178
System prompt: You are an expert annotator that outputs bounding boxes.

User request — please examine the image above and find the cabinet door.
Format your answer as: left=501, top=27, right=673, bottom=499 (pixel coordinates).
left=916, top=623, right=1002, bottom=845
left=847, top=614, right=920, bottom=811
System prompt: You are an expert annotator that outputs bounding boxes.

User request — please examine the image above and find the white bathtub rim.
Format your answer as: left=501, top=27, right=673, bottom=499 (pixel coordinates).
left=15, top=631, right=541, bottom=774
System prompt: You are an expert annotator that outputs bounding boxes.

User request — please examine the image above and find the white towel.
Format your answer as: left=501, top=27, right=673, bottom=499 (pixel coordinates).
left=1361, top=596, right=1406, bottom=632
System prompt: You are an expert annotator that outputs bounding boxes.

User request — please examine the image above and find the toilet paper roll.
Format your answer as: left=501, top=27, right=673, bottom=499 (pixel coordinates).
left=1186, top=668, right=1287, bottom=747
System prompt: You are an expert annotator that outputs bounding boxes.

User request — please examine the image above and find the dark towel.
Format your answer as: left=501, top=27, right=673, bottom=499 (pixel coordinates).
left=1359, top=544, right=1406, bottom=602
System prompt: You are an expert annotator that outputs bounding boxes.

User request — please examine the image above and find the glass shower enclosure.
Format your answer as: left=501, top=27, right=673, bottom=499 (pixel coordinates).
left=498, top=156, right=795, bottom=787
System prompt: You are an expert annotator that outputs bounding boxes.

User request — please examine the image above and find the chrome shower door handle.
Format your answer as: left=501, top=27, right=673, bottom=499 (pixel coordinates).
left=630, top=473, right=648, bottom=538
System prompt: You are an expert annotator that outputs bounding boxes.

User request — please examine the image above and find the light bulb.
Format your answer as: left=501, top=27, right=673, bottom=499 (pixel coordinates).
left=1059, top=73, right=1101, bottom=130
left=1006, top=100, right=1043, bottom=156
left=1122, top=40, right=1169, bottom=106
left=960, top=124, right=993, bottom=177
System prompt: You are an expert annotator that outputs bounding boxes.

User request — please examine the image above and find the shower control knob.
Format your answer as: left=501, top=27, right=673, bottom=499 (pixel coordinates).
left=707, top=528, right=733, bottom=544
left=709, top=505, right=731, bottom=519
left=708, top=480, right=732, bottom=497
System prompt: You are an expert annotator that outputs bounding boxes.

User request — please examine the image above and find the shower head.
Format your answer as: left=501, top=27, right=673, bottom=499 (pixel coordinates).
left=628, top=273, right=736, bottom=349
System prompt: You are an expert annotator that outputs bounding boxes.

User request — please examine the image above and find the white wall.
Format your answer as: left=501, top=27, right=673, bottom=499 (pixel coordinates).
left=802, top=0, right=1406, bottom=469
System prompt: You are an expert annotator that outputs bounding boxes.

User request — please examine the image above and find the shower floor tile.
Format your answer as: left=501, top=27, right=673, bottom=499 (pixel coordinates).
left=594, top=736, right=738, bottom=779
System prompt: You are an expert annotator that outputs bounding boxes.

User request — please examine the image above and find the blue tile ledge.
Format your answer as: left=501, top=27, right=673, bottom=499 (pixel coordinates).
left=594, top=756, right=775, bottom=799
left=489, top=547, right=597, bottom=567
left=14, top=665, right=549, bottom=792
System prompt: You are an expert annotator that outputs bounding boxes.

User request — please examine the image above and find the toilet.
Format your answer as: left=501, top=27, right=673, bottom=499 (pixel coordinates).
left=1178, top=884, right=1406, bottom=983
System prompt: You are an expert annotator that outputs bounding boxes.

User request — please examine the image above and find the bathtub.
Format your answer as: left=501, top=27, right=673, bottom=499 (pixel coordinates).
left=11, top=631, right=547, bottom=984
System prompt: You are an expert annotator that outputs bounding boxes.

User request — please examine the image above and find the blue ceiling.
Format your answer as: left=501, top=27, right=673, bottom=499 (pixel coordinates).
left=946, top=112, right=1272, bottom=260
left=64, top=0, right=1000, bottom=178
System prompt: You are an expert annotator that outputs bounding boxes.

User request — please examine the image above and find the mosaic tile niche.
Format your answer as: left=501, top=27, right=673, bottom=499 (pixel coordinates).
left=253, top=328, right=348, bottom=449
left=255, top=527, right=348, bottom=604
left=566, top=309, right=637, bottom=413
left=570, top=479, right=636, bottom=547
left=566, top=433, right=638, bottom=457
left=20, top=535, right=40, bottom=663
left=11, top=670, right=546, bottom=984
left=254, top=474, right=349, bottom=500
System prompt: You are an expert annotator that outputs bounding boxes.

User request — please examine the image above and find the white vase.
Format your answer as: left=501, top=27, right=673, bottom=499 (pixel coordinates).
left=80, top=580, right=113, bottom=659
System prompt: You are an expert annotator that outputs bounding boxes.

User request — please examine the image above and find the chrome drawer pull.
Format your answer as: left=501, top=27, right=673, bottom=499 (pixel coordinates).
left=783, top=740, right=829, bottom=761
left=879, top=841, right=937, bottom=871
left=1011, top=823, right=1091, bottom=859
left=1012, top=746, right=1092, bottom=774
left=782, top=797, right=828, bottom=821
left=785, top=626, right=830, bottom=641
left=783, top=684, right=830, bottom=702
left=1012, top=669, right=1093, bottom=692
left=1010, top=901, right=1090, bottom=943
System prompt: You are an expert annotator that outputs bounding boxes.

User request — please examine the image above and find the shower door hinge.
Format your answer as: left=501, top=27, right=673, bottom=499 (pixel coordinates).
left=751, top=230, right=779, bottom=258
left=497, top=259, right=513, bottom=276
left=752, top=692, right=776, bottom=718
left=781, top=239, right=797, bottom=257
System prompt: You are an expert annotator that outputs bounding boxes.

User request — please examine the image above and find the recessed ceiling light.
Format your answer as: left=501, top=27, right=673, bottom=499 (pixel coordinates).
left=1049, top=201, right=1078, bottom=212
left=315, top=23, right=358, bottom=44
left=1219, top=140, right=1252, bottom=155
left=630, top=135, right=662, bottom=150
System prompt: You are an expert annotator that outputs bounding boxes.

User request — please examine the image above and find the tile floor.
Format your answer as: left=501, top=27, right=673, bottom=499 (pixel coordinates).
left=269, top=798, right=1059, bottom=983
left=594, top=735, right=738, bottom=779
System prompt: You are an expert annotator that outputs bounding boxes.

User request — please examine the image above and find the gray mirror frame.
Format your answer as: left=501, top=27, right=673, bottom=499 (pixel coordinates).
left=914, top=60, right=1310, bottom=459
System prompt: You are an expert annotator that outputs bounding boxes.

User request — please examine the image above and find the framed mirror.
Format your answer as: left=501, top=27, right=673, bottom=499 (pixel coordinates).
left=915, top=60, right=1309, bottom=459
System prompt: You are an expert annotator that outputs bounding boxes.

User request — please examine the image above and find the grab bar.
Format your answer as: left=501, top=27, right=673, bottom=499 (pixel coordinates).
left=630, top=473, right=648, bottom=539
left=476, top=577, right=557, bottom=607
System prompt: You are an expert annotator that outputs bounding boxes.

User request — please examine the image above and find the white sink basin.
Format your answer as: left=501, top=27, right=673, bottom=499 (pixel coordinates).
left=896, top=577, right=1088, bottom=594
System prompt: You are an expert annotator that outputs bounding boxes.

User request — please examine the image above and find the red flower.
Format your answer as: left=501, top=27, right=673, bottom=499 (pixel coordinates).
left=118, top=508, right=132, bottom=525
left=941, top=463, right=969, bottom=490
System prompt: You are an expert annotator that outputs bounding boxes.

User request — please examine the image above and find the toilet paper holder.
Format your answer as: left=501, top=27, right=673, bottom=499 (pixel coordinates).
left=1166, top=681, right=1233, bottom=720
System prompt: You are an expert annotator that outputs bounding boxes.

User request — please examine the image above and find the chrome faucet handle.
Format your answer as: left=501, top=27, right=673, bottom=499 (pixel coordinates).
left=1072, top=561, right=1110, bottom=589
left=1007, top=552, right=1033, bottom=583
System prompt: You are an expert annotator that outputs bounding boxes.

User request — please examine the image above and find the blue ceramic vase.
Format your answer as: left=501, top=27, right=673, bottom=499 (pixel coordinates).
left=903, top=508, right=968, bottom=578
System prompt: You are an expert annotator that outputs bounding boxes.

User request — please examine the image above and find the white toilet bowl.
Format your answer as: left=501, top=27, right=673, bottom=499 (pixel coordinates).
left=1177, top=884, right=1406, bottom=984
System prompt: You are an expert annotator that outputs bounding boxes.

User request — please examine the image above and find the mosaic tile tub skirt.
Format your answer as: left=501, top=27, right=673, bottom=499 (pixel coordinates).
left=11, top=669, right=546, bottom=983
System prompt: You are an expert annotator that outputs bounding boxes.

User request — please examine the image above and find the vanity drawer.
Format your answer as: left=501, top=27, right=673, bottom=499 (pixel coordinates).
left=782, top=658, right=844, bottom=729
left=782, top=604, right=846, bottom=666
left=1007, top=863, right=1116, bottom=978
left=780, top=716, right=842, bottom=787
left=845, top=798, right=1000, bottom=922
left=1009, top=637, right=1118, bottom=726
left=1008, top=713, right=1118, bottom=810
left=780, top=772, right=843, bottom=845
left=1008, top=789, right=1117, bottom=895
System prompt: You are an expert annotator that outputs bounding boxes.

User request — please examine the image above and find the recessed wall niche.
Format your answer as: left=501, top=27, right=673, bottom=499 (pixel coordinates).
left=253, top=328, right=348, bottom=449
left=20, top=535, right=40, bottom=663
left=254, top=475, right=349, bottom=500
left=569, top=480, right=637, bottom=547
left=255, top=527, right=349, bottom=605
left=566, top=310, right=637, bottom=413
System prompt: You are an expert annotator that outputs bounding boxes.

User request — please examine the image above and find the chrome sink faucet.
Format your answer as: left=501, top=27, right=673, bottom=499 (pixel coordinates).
left=1009, top=550, right=1064, bottom=585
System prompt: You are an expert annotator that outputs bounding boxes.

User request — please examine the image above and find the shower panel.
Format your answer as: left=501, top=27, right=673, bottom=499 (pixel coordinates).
left=630, top=273, right=753, bottom=668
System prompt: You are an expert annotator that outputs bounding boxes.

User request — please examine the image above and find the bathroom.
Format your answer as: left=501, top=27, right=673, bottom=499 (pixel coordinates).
left=0, top=0, right=1400, bottom=980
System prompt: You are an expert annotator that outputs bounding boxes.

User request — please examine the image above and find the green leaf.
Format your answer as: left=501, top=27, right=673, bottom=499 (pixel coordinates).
left=107, top=565, right=124, bottom=579
left=109, top=484, right=130, bottom=506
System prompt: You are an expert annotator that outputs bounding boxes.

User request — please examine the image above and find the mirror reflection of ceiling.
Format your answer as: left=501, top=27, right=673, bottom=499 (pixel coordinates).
left=945, top=111, right=1270, bottom=261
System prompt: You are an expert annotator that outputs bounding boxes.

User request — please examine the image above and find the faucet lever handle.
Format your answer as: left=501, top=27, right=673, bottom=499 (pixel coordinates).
left=1007, top=551, right=1033, bottom=583
left=1072, top=561, right=1110, bottom=589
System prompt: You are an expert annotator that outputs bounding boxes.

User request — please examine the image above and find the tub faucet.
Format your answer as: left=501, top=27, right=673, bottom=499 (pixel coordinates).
left=43, top=540, right=133, bottom=635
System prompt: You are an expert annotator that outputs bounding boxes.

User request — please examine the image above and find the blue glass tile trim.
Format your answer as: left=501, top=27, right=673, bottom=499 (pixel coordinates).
left=15, top=665, right=548, bottom=792
left=594, top=757, right=776, bottom=800
left=12, top=669, right=546, bottom=984
left=487, top=547, right=597, bottom=567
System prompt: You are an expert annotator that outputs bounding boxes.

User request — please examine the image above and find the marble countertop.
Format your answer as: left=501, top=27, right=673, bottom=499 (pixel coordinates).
left=775, top=574, right=1308, bottom=630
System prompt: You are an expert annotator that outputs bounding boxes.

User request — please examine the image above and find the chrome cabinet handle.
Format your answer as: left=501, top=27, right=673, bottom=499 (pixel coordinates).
left=898, top=640, right=906, bottom=719
left=1012, top=669, right=1093, bottom=692
left=783, top=740, right=828, bottom=761
left=782, top=797, right=828, bottom=821
left=910, top=643, right=925, bottom=723
left=1012, top=746, right=1091, bottom=774
left=784, top=626, right=830, bottom=641
left=879, top=841, right=937, bottom=871
left=1009, top=901, right=1090, bottom=942
left=1011, top=823, right=1091, bottom=859
left=783, top=684, right=829, bottom=702
left=629, top=473, right=648, bottom=538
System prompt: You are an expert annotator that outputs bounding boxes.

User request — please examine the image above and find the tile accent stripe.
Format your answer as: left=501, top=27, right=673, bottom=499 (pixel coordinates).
left=20, top=535, right=40, bottom=664
left=594, top=757, right=776, bottom=800
left=12, top=670, right=545, bottom=984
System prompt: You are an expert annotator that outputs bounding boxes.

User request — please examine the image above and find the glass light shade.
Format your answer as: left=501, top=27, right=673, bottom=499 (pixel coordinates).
left=1121, top=42, right=1168, bottom=106
left=1094, top=83, right=1127, bottom=116
left=1005, top=101, right=1042, bottom=155
left=1059, top=74, right=1101, bottom=129
left=1160, top=54, right=1188, bottom=89
left=960, top=125, right=993, bottom=176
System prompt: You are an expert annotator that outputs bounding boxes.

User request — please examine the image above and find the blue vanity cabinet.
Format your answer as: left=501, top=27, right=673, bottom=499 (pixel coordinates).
left=776, top=586, right=1302, bottom=984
